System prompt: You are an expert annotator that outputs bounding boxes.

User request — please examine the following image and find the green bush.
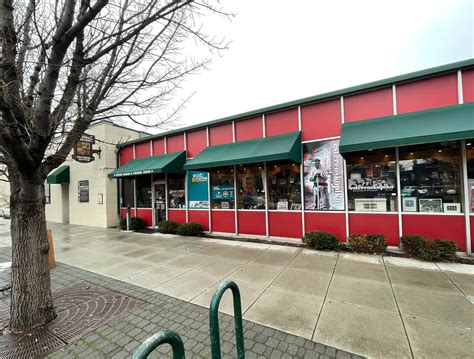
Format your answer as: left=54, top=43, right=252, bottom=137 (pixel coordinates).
left=158, top=220, right=179, bottom=234
left=176, top=222, right=203, bottom=236
left=302, top=231, right=340, bottom=250
left=348, top=234, right=387, bottom=254
left=119, top=217, right=146, bottom=231
left=400, top=235, right=457, bottom=262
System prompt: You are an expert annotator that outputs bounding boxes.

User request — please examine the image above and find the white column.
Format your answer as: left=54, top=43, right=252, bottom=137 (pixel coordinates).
left=234, top=165, right=238, bottom=235
left=185, top=172, right=189, bottom=223
left=396, top=147, right=403, bottom=239
left=262, top=114, right=266, bottom=138
left=457, top=70, right=464, bottom=104
left=264, top=161, right=269, bottom=237
left=208, top=168, right=212, bottom=232
left=341, top=96, right=350, bottom=239
left=392, top=85, right=397, bottom=115
left=165, top=172, right=168, bottom=221
left=461, top=140, right=471, bottom=255
left=298, top=106, right=305, bottom=234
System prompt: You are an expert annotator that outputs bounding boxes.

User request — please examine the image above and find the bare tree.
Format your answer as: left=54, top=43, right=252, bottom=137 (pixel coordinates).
left=0, top=0, right=229, bottom=332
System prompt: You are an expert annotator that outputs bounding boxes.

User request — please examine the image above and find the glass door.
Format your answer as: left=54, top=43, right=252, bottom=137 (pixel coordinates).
left=153, top=182, right=167, bottom=226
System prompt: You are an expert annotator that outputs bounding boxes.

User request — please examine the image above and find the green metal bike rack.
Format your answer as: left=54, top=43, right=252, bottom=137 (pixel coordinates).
left=132, top=329, right=185, bottom=359
left=209, top=280, right=245, bottom=359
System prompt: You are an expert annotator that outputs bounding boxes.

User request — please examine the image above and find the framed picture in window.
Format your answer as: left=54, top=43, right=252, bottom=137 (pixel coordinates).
left=290, top=203, right=302, bottom=211
left=221, top=201, right=230, bottom=209
left=277, top=201, right=288, bottom=210
left=443, top=203, right=460, bottom=213
left=402, top=197, right=417, bottom=212
left=419, top=198, right=442, bottom=213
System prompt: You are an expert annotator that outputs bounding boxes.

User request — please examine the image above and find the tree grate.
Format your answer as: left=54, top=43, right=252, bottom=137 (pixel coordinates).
left=0, top=282, right=142, bottom=358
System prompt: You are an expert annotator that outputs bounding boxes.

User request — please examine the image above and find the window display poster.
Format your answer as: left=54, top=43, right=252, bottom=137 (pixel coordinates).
left=211, top=185, right=235, bottom=200
left=188, top=171, right=209, bottom=209
left=78, top=180, right=89, bottom=203
left=303, top=140, right=345, bottom=210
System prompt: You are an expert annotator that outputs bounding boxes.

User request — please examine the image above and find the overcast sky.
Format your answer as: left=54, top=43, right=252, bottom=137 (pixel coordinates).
left=144, top=0, right=473, bottom=134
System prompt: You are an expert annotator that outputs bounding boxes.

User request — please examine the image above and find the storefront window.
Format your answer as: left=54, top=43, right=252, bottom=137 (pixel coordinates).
left=210, top=167, right=235, bottom=209
left=267, top=161, right=301, bottom=210
left=303, top=140, right=345, bottom=211
left=346, top=149, right=397, bottom=212
left=121, top=178, right=134, bottom=207
left=168, top=174, right=186, bottom=209
left=467, top=140, right=474, bottom=213
left=237, top=163, right=265, bottom=209
left=136, top=175, right=152, bottom=208
left=399, top=142, right=462, bottom=213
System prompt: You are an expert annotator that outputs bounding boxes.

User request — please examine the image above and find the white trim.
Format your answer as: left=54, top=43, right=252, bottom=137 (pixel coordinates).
left=208, top=168, right=212, bottom=232
left=234, top=164, right=238, bottom=234
left=396, top=147, right=403, bottom=238
left=184, top=132, right=187, bottom=151
left=211, top=208, right=236, bottom=212
left=262, top=114, right=266, bottom=138
left=206, top=127, right=210, bottom=146
left=305, top=210, right=346, bottom=214
left=349, top=211, right=399, bottom=215
left=133, top=177, right=137, bottom=213
left=151, top=174, right=155, bottom=227
left=165, top=173, right=169, bottom=221
left=185, top=172, right=189, bottom=223
left=392, top=84, right=397, bottom=115
left=268, top=210, right=303, bottom=213
left=150, top=140, right=153, bottom=156
left=232, top=121, right=236, bottom=142
left=301, top=136, right=340, bottom=144
left=187, top=208, right=209, bottom=211
left=461, top=140, right=471, bottom=255
left=164, top=137, right=167, bottom=154
left=400, top=212, right=465, bottom=217
left=235, top=209, right=266, bottom=212
left=340, top=96, right=345, bottom=124
left=458, top=70, right=464, bottom=104
left=297, top=106, right=302, bottom=131
left=264, top=161, right=269, bottom=236
left=168, top=208, right=186, bottom=211
left=133, top=144, right=136, bottom=159
left=300, top=143, right=305, bottom=234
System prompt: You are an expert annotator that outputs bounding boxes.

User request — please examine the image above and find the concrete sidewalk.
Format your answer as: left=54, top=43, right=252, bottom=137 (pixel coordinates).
left=2, top=221, right=474, bottom=358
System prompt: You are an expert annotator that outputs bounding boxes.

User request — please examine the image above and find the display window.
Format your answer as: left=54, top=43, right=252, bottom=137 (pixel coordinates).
left=168, top=174, right=186, bottom=209
left=136, top=175, right=152, bottom=208
left=346, top=149, right=397, bottom=212
left=303, top=140, right=345, bottom=211
left=210, top=167, right=235, bottom=209
left=121, top=178, right=135, bottom=208
left=467, top=140, right=474, bottom=213
left=267, top=161, right=301, bottom=210
left=237, top=163, right=265, bottom=209
left=399, top=141, right=462, bottom=213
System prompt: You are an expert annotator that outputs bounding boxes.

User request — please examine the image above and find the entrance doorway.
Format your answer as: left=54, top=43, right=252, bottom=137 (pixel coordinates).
left=153, top=182, right=167, bottom=227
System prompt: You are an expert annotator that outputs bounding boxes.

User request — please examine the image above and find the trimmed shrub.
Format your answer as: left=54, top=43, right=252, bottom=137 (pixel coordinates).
left=302, top=231, right=340, bottom=250
left=348, top=234, right=387, bottom=254
left=176, top=222, right=203, bottom=236
left=400, top=235, right=457, bottom=262
left=158, top=220, right=179, bottom=234
left=119, top=217, right=146, bottom=231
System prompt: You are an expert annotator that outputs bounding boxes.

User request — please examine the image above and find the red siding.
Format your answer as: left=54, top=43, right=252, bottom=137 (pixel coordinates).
left=344, top=88, right=393, bottom=122
left=188, top=210, right=209, bottom=231
left=209, top=123, right=233, bottom=145
left=168, top=209, right=186, bottom=224
left=186, top=129, right=207, bottom=158
left=402, top=214, right=466, bottom=252
left=304, top=212, right=346, bottom=241
left=462, top=68, right=474, bottom=103
left=265, top=109, right=299, bottom=137
left=349, top=213, right=399, bottom=246
left=152, top=138, right=165, bottom=156
left=135, top=142, right=151, bottom=158
left=268, top=211, right=302, bottom=238
left=119, top=146, right=134, bottom=166
left=121, top=207, right=136, bottom=219
left=167, top=134, right=185, bottom=153
left=301, top=99, right=341, bottom=141
left=396, top=73, right=458, bottom=114
left=136, top=209, right=152, bottom=227
left=235, top=117, right=263, bottom=142
left=237, top=211, right=266, bottom=236
left=211, top=210, right=235, bottom=233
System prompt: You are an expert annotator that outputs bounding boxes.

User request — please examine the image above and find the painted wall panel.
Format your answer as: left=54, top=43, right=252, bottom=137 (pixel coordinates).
left=119, top=146, right=134, bottom=166
left=135, top=142, right=151, bottom=158
left=462, top=68, right=474, bottom=103
left=237, top=211, right=266, bottom=236
left=344, top=88, right=393, bottom=122
left=403, top=214, right=466, bottom=252
left=211, top=210, right=235, bottom=233
left=301, top=99, right=341, bottom=141
left=349, top=213, right=399, bottom=246
left=167, top=134, right=185, bottom=153
left=304, top=212, right=346, bottom=241
left=268, top=211, right=302, bottom=238
left=188, top=210, right=209, bottom=231
left=168, top=209, right=186, bottom=224
left=186, top=129, right=207, bottom=158
left=235, top=117, right=263, bottom=142
left=396, top=73, right=458, bottom=114
left=153, top=138, right=165, bottom=155
left=209, top=123, right=233, bottom=145
left=136, top=208, right=153, bottom=227
left=265, top=109, right=299, bottom=137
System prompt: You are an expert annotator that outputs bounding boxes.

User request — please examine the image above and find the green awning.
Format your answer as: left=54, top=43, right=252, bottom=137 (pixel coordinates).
left=184, top=131, right=302, bottom=170
left=339, top=103, right=474, bottom=154
left=47, top=165, right=70, bottom=184
left=108, top=151, right=186, bottom=178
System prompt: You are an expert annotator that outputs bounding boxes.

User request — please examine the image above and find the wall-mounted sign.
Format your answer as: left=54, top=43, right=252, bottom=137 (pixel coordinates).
left=78, top=180, right=89, bottom=203
left=211, top=185, right=234, bottom=200
left=73, top=134, right=101, bottom=163
left=188, top=171, right=209, bottom=209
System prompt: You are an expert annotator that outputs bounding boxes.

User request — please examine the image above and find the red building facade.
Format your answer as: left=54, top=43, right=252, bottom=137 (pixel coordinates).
left=112, top=60, right=474, bottom=254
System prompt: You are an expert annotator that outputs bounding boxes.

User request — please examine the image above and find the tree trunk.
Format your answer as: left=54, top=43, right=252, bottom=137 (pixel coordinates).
left=8, top=171, right=56, bottom=332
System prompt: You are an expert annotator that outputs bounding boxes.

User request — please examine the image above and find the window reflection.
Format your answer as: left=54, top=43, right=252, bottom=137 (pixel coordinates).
left=267, top=161, right=301, bottom=210
left=210, top=167, right=235, bottom=209
left=237, top=163, right=265, bottom=209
